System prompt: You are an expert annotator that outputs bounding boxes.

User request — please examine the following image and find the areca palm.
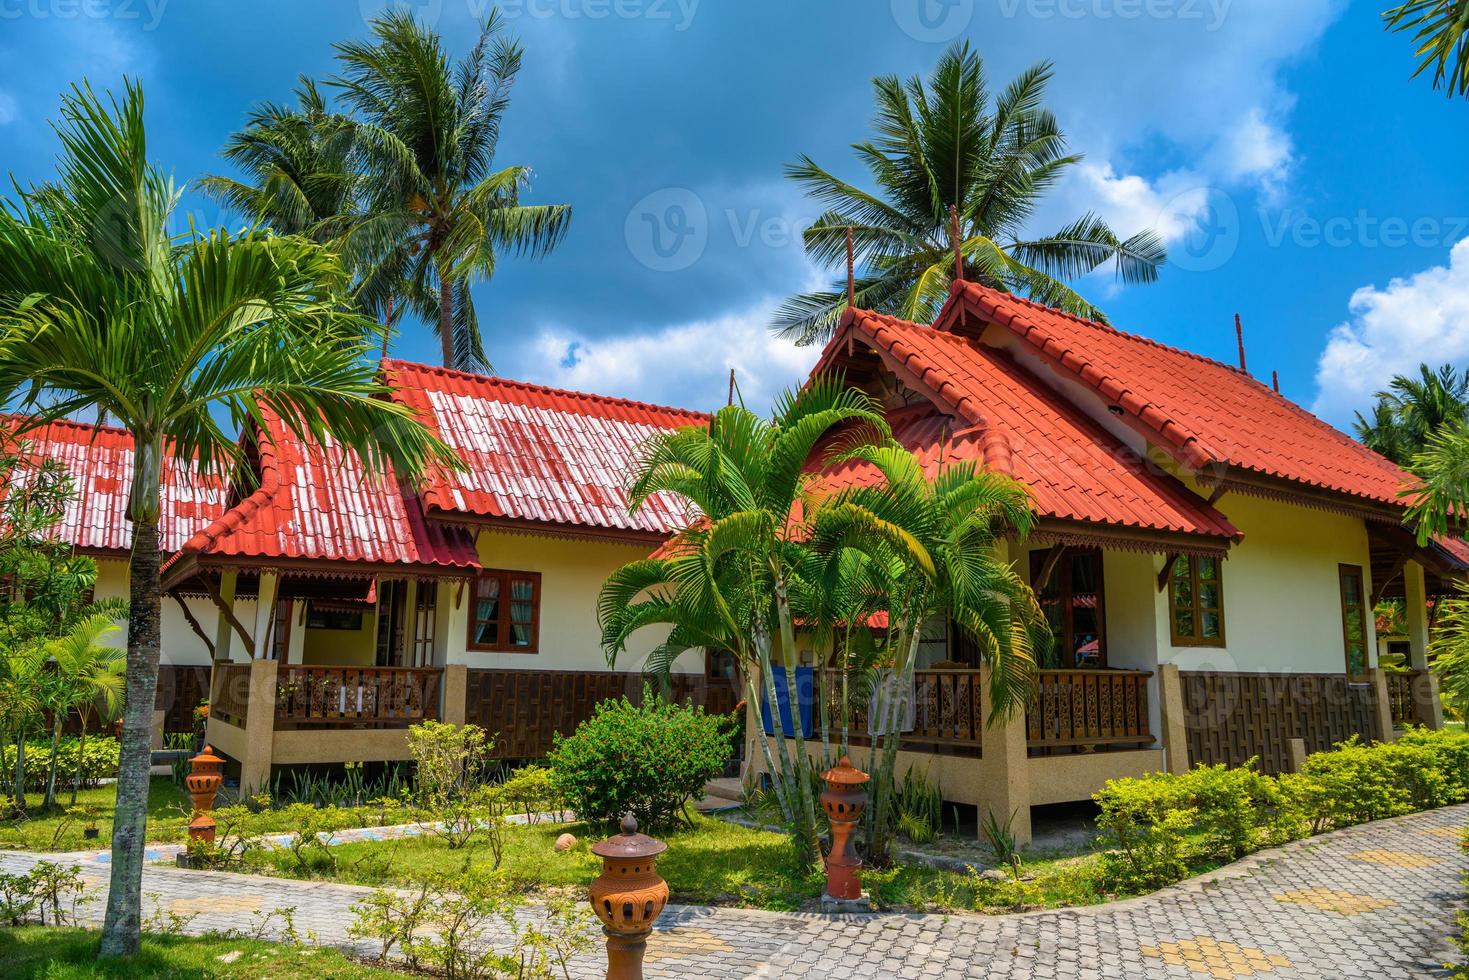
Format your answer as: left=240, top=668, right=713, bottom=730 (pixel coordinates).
left=599, top=379, right=896, bottom=863
left=0, top=80, right=451, bottom=957
left=330, top=10, right=571, bottom=371
left=774, top=43, right=1165, bottom=345
left=808, top=446, right=1048, bottom=860
left=1384, top=1, right=1469, bottom=98
left=39, top=615, right=123, bottom=809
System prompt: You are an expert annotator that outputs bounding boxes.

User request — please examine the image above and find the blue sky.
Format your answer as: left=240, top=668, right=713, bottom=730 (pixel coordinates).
left=2, top=0, right=1466, bottom=427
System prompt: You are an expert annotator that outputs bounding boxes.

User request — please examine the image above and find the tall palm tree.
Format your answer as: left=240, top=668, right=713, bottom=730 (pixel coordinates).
left=331, top=10, right=571, bottom=371
left=0, top=80, right=451, bottom=957
left=40, top=615, right=123, bottom=809
left=598, top=379, right=898, bottom=864
left=1355, top=363, right=1469, bottom=465
left=1384, top=1, right=1469, bottom=98
left=774, top=43, right=1166, bottom=345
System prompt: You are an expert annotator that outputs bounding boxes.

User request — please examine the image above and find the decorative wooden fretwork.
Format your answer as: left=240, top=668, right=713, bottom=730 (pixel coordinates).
left=273, top=665, right=443, bottom=730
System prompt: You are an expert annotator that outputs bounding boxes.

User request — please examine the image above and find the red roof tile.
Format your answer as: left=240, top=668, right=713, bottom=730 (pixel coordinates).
left=382, top=360, right=706, bottom=538
left=815, top=310, right=1240, bottom=545
left=5, top=418, right=226, bottom=554
left=175, top=406, right=478, bottom=572
left=948, top=282, right=1413, bottom=509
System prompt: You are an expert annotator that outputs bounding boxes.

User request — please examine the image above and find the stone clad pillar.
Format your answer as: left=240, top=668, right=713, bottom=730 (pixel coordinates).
left=1370, top=669, right=1397, bottom=743
left=442, top=664, right=468, bottom=726
left=1157, top=664, right=1191, bottom=775
left=1403, top=562, right=1431, bottom=671
left=240, top=658, right=279, bottom=795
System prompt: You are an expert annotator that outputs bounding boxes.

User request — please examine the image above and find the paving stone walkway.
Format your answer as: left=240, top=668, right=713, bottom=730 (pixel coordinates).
left=2, top=804, right=1466, bottom=979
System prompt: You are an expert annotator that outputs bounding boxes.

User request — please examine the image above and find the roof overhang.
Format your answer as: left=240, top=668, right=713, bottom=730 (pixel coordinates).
left=1030, top=518, right=1234, bottom=559
left=424, top=508, right=675, bottom=546
left=1197, top=466, right=1410, bottom=526
left=162, top=552, right=477, bottom=592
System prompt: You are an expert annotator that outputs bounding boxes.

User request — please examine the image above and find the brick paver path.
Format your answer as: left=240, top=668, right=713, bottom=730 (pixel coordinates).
left=3, top=804, right=1465, bottom=978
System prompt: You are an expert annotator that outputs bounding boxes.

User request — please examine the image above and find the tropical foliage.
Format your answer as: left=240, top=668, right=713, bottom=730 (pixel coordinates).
left=0, top=79, right=451, bottom=956
left=598, top=378, right=1047, bottom=864
left=1354, top=363, right=1469, bottom=465
left=773, top=42, right=1165, bottom=345
left=1384, top=0, right=1469, bottom=99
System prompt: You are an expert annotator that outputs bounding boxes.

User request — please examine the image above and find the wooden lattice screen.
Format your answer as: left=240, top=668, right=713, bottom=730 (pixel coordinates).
left=464, top=668, right=740, bottom=760
left=1181, top=671, right=1382, bottom=774
left=155, top=665, right=212, bottom=733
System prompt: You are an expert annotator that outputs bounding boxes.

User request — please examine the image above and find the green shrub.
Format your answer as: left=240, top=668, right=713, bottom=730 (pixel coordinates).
left=1, top=737, right=118, bottom=791
left=892, top=767, right=943, bottom=844
left=547, top=689, right=732, bottom=832
left=1094, top=771, right=1194, bottom=889
left=497, top=764, right=566, bottom=820
left=406, top=721, right=491, bottom=807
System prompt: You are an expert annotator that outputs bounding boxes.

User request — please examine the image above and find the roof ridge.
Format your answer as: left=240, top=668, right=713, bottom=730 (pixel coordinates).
left=960, top=283, right=1250, bottom=376
left=1, top=413, right=133, bottom=440
left=381, top=358, right=710, bottom=423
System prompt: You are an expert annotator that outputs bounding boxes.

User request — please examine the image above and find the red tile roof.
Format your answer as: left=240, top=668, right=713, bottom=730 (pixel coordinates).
left=947, top=282, right=1413, bottom=509
left=4, top=418, right=226, bottom=554
left=382, top=360, right=706, bottom=538
left=815, top=310, right=1240, bottom=546
left=174, top=406, right=479, bottom=573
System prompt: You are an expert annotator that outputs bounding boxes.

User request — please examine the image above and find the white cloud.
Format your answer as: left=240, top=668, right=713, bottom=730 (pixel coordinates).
left=1312, top=238, right=1469, bottom=424
left=0, top=92, right=17, bottom=126
left=505, top=300, right=824, bottom=415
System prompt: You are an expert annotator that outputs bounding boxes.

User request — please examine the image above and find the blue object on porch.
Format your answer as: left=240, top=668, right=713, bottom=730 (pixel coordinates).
left=760, top=667, right=815, bottom=738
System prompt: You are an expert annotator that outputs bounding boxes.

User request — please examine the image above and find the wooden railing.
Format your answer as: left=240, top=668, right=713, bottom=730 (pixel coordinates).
left=210, top=663, right=252, bottom=727
left=274, top=666, right=442, bottom=729
left=1026, top=669, right=1154, bottom=752
left=1386, top=671, right=1417, bottom=729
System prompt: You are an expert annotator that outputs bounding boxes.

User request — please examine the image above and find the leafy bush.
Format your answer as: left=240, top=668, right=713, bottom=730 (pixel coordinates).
left=1, top=737, right=118, bottom=791
left=1095, top=728, right=1469, bottom=891
left=497, top=764, right=567, bottom=821
left=547, top=689, right=732, bottom=832
left=892, top=767, right=943, bottom=844
left=407, top=721, right=492, bottom=807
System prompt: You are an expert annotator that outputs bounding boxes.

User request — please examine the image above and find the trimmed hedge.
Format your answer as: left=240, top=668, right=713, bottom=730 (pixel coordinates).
left=1, top=737, right=119, bottom=792
left=1095, top=728, right=1469, bottom=890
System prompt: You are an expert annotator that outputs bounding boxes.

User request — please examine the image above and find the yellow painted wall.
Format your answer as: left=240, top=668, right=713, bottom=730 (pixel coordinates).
left=448, top=529, right=691, bottom=674
left=300, top=609, right=378, bottom=666
left=94, top=558, right=235, bottom=667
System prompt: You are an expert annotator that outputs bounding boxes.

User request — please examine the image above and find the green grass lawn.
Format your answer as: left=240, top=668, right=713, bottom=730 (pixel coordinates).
left=241, top=812, right=1119, bottom=914
left=0, top=926, right=413, bottom=978
left=0, top=778, right=192, bottom=852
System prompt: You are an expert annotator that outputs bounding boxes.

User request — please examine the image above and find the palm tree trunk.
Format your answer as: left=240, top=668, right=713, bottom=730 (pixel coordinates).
left=12, top=731, right=27, bottom=814
left=99, top=513, right=162, bottom=958
left=70, top=718, right=86, bottom=807
left=772, top=577, right=820, bottom=860
left=438, top=269, right=455, bottom=369
left=43, top=717, right=61, bottom=809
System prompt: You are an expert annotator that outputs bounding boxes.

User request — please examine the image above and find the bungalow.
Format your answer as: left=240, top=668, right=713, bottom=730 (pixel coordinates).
left=766, top=280, right=1457, bottom=842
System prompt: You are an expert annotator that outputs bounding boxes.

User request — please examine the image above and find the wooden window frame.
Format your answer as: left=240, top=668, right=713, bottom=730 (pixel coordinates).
left=1338, top=563, right=1370, bottom=680
left=1168, top=555, right=1226, bottom=648
left=1030, top=547, right=1108, bottom=669
left=467, top=569, right=542, bottom=654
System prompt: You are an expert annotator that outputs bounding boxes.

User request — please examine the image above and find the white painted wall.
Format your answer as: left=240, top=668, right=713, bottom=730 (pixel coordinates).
left=449, top=529, right=691, bottom=675
left=93, top=559, right=236, bottom=666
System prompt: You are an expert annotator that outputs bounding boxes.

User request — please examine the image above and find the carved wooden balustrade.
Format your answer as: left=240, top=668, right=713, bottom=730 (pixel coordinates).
left=209, top=663, right=252, bottom=727
left=1026, top=668, right=1154, bottom=753
left=274, top=665, right=443, bottom=729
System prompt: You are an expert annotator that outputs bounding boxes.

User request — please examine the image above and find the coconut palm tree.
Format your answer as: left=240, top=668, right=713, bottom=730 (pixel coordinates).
left=330, top=9, right=571, bottom=371
left=0, top=79, right=451, bottom=957
left=1355, top=363, right=1469, bottom=465
left=598, top=379, right=899, bottom=864
left=1384, top=1, right=1469, bottom=98
left=0, top=641, right=47, bottom=815
left=774, top=43, right=1166, bottom=345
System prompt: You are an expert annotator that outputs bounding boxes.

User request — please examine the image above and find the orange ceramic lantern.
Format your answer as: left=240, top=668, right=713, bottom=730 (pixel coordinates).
left=588, top=814, right=669, bottom=980
left=184, top=745, right=225, bottom=843
left=820, top=756, right=870, bottom=900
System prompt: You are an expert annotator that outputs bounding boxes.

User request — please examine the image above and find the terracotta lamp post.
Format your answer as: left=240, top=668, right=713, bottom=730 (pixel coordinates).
left=588, top=813, right=669, bottom=980
left=820, top=756, right=870, bottom=901
left=184, top=745, right=225, bottom=843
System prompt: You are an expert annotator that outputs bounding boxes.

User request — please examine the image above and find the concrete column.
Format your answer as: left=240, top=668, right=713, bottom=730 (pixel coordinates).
left=1370, top=668, right=1397, bottom=743
left=1157, top=664, right=1191, bottom=775
left=1417, top=672, right=1446, bottom=731
left=1286, top=737, right=1309, bottom=773
left=285, top=600, right=306, bottom=665
left=252, top=572, right=280, bottom=660
left=978, top=666, right=1032, bottom=846
left=212, top=569, right=238, bottom=663
left=442, top=663, right=468, bottom=725
left=435, top=580, right=467, bottom=666
left=1403, top=562, right=1431, bottom=671
left=239, top=658, right=279, bottom=794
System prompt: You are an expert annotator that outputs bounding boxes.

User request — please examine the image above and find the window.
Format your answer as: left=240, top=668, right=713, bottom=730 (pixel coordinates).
left=1339, top=564, right=1370, bottom=678
left=468, top=570, right=541, bottom=653
left=1030, top=547, right=1106, bottom=668
left=305, top=603, right=363, bottom=631
left=1169, top=555, right=1225, bottom=647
